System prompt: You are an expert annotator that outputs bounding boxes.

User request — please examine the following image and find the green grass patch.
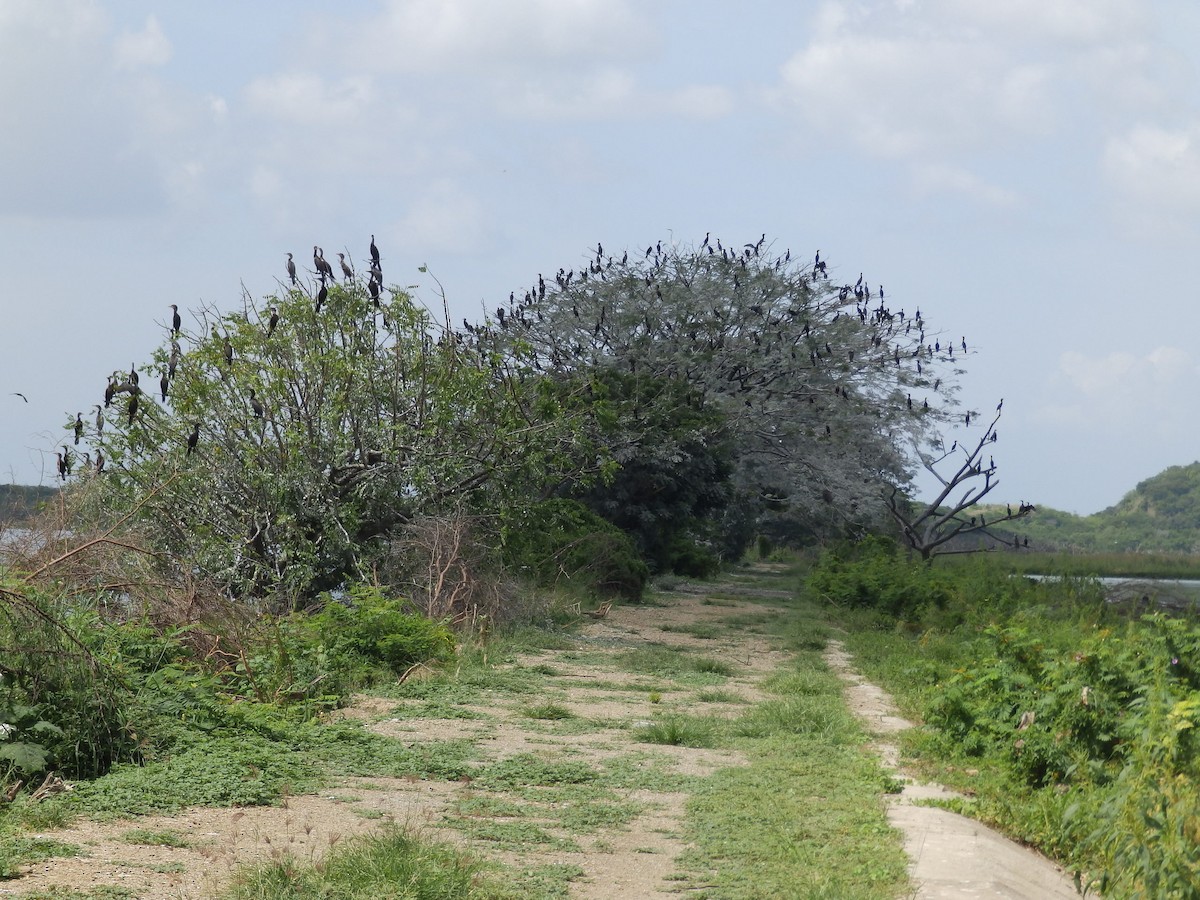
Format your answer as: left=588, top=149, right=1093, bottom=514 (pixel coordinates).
left=225, top=825, right=529, bottom=899
left=634, top=714, right=719, bottom=748
left=522, top=703, right=575, bottom=721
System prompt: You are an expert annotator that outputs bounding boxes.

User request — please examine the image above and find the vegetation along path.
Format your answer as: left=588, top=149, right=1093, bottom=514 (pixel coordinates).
left=5, top=564, right=1077, bottom=898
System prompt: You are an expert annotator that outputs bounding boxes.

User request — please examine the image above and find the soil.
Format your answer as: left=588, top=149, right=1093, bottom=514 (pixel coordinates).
left=2, top=573, right=1079, bottom=899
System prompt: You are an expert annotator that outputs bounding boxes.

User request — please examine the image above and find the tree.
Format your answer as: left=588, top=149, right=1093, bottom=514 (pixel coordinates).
left=70, top=275, right=598, bottom=607
left=479, top=237, right=966, bottom=551
left=885, top=404, right=1034, bottom=560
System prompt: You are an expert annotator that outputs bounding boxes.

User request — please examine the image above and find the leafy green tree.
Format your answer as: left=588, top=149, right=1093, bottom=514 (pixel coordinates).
left=71, top=278, right=597, bottom=607
left=569, top=370, right=734, bottom=572
left=482, top=237, right=964, bottom=549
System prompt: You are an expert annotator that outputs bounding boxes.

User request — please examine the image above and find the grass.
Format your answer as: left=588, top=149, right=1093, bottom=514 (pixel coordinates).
left=634, top=714, right=720, bottom=748
left=224, top=826, right=517, bottom=899
left=120, top=828, right=191, bottom=848
left=673, top=645, right=910, bottom=898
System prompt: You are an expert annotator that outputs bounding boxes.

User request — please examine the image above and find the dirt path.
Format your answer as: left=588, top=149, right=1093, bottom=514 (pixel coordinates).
left=4, top=575, right=1081, bottom=899
left=825, top=640, right=1082, bottom=899
left=4, top=587, right=783, bottom=899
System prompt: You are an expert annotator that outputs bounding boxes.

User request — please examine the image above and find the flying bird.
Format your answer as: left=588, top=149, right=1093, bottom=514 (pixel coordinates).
left=11, top=392, right=27, bottom=403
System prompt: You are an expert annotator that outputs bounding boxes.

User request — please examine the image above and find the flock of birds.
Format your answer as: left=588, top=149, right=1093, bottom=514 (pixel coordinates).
left=48, top=237, right=387, bottom=482
left=37, top=234, right=993, bottom=501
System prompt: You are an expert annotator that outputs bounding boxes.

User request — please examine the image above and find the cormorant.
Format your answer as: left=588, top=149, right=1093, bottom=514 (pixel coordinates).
left=286, top=252, right=297, bottom=285
left=369, top=234, right=380, bottom=267
left=93, top=405, right=103, bottom=435
left=73, top=413, right=84, bottom=444
left=95, top=450, right=104, bottom=474
left=129, top=365, right=139, bottom=387
left=338, top=253, right=353, bottom=282
left=223, top=336, right=234, bottom=367
left=55, top=452, right=67, bottom=481
left=249, top=389, right=264, bottom=419
left=267, top=307, right=279, bottom=337
left=186, top=422, right=200, bottom=456
left=316, top=282, right=328, bottom=312
left=169, top=304, right=181, bottom=335
left=127, top=393, right=139, bottom=427
left=160, top=370, right=169, bottom=402
left=104, top=378, right=115, bottom=408
left=168, top=342, right=180, bottom=378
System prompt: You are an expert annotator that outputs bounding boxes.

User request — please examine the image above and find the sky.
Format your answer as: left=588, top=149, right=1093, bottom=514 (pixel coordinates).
left=2, top=0, right=1199, bottom=516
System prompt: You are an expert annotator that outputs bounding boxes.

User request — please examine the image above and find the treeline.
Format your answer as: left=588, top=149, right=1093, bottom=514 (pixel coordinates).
left=0, top=485, right=57, bottom=524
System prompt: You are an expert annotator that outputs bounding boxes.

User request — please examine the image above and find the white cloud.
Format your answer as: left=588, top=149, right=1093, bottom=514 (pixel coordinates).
left=394, top=179, right=488, bottom=253
left=910, top=163, right=1019, bottom=206
left=327, top=0, right=652, bottom=75
left=113, top=15, right=171, bottom=70
left=1103, top=122, right=1200, bottom=213
left=933, top=0, right=1148, bottom=45
left=243, top=73, right=375, bottom=125
left=1039, top=347, right=1200, bottom=431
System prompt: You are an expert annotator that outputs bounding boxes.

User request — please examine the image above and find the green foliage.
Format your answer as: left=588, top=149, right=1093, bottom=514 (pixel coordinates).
left=72, top=280, right=597, bottom=606
left=806, top=535, right=954, bottom=618
left=501, top=499, right=648, bottom=600
left=0, top=485, right=58, bottom=525
left=633, top=714, right=718, bottom=748
left=225, top=826, right=503, bottom=899
left=307, top=585, right=454, bottom=675
left=986, top=460, right=1200, bottom=555
left=569, top=370, right=738, bottom=572
left=831, top=553, right=1200, bottom=894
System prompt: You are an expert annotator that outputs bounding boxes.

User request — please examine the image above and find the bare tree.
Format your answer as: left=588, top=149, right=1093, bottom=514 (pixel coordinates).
left=886, top=402, right=1034, bottom=560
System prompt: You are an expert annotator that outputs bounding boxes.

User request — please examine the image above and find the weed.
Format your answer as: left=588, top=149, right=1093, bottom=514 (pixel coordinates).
left=634, top=715, right=719, bottom=748
left=523, top=703, right=574, bottom=720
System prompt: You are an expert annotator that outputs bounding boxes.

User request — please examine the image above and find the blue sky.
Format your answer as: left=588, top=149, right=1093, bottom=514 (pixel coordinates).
left=2, top=0, right=1198, bottom=515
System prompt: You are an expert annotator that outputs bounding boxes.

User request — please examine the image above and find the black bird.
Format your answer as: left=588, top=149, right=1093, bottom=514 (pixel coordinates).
left=369, top=234, right=380, bottom=267
left=11, top=392, right=27, bottom=403
left=168, top=342, right=180, bottom=378
left=73, top=412, right=83, bottom=444
left=186, top=422, right=200, bottom=456
left=169, top=304, right=182, bottom=335
left=223, top=335, right=234, bottom=367
left=316, top=282, right=328, bottom=312
left=127, top=393, right=139, bottom=427
left=93, top=405, right=103, bottom=435
left=104, top=378, right=115, bottom=408
left=249, top=389, right=264, bottom=419
left=368, top=278, right=380, bottom=306
left=95, top=449, right=105, bottom=474
left=160, top=370, right=169, bottom=402
left=314, top=246, right=334, bottom=280
left=55, top=451, right=67, bottom=481
left=267, top=307, right=279, bottom=337
left=129, top=365, right=139, bottom=387
left=337, top=253, right=354, bottom=282
left=286, top=252, right=297, bottom=285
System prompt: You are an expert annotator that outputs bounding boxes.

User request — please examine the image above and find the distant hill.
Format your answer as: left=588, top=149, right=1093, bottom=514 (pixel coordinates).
left=981, top=462, right=1200, bottom=554
left=0, top=484, right=58, bottom=524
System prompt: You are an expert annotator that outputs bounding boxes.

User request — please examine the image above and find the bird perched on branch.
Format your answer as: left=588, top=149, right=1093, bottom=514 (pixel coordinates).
left=169, top=304, right=181, bottom=336
left=186, top=422, right=200, bottom=456
left=286, top=252, right=297, bottom=285
left=73, top=413, right=83, bottom=445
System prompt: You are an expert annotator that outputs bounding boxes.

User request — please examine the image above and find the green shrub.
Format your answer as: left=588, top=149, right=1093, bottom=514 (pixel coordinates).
left=806, top=536, right=953, bottom=618
left=309, top=584, right=455, bottom=674
left=501, top=499, right=649, bottom=600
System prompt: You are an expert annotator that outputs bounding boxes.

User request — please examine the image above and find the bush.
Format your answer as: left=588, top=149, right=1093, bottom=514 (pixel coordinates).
left=806, top=536, right=953, bottom=618
left=501, top=499, right=648, bottom=601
